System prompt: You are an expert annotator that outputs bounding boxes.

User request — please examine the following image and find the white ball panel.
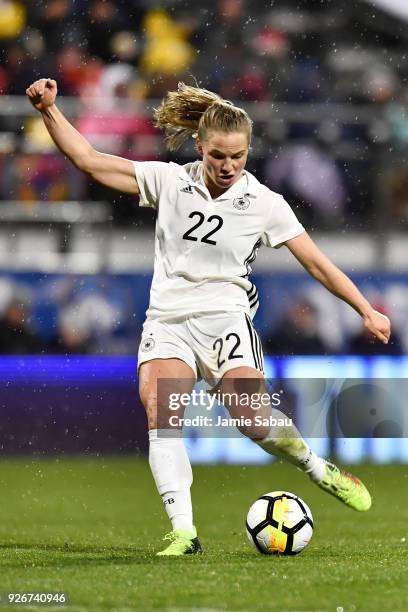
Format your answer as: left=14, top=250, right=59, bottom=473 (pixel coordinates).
left=246, top=498, right=269, bottom=530
left=292, top=522, right=313, bottom=553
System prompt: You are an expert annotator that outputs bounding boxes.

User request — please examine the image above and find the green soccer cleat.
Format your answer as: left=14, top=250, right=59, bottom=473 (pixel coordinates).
left=314, top=461, right=372, bottom=511
left=156, top=527, right=203, bottom=557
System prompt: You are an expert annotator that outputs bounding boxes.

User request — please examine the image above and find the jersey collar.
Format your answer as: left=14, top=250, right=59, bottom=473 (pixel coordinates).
left=180, top=161, right=261, bottom=200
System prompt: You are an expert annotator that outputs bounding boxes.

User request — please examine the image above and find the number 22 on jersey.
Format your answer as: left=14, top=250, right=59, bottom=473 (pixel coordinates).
left=182, top=211, right=224, bottom=245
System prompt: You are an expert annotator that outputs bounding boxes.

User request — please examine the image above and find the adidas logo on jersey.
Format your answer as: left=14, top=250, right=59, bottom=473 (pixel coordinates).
left=180, top=185, right=194, bottom=194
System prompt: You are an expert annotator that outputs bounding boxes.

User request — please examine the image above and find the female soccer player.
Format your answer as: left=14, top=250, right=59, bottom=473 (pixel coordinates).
left=27, top=78, right=391, bottom=556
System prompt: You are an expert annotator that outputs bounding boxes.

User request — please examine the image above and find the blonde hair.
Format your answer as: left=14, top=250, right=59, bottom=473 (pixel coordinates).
left=154, top=82, right=252, bottom=151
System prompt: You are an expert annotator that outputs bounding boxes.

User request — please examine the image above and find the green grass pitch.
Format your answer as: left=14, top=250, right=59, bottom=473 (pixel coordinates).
left=0, top=457, right=407, bottom=611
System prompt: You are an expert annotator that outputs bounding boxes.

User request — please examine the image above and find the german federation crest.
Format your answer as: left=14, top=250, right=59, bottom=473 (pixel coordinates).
left=233, top=195, right=250, bottom=210
left=141, top=337, right=156, bottom=352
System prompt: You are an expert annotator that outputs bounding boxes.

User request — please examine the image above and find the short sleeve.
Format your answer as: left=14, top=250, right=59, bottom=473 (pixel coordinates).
left=133, top=161, right=171, bottom=208
left=262, top=193, right=305, bottom=248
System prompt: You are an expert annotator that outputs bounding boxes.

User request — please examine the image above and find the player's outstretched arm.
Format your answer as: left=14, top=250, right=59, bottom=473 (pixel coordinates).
left=26, top=78, right=139, bottom=194
left=285, top=231, right=391, bottom=344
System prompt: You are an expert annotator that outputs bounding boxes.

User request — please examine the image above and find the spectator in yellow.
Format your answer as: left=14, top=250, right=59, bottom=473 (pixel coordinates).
left=140, top=8, right=196, bottom=76
left=0, top=0, right=25, bottom=38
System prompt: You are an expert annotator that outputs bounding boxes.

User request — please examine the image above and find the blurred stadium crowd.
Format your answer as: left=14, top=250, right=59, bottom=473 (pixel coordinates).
left=0, top=272, right=406, bottom=356
left=0, top=0, right=407, bottom=223
left=0, top=0, right=407, bottom=356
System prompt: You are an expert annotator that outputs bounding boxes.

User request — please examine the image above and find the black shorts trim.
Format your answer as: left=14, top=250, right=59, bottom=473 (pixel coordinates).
left=244, top=314, right=264, bottom=373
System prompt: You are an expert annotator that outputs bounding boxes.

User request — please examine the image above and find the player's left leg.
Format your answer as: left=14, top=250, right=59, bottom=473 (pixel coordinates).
left=219, top=366, right=371, bottom=512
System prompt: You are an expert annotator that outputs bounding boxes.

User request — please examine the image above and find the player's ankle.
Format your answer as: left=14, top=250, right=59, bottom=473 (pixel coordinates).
left=172, top=518, right=195, bottom=532
left=305, top=456, right=327, bottom=482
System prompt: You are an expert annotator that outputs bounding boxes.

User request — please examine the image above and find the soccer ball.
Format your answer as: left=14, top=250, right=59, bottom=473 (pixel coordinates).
left=246, top=491, right=313, bottom=555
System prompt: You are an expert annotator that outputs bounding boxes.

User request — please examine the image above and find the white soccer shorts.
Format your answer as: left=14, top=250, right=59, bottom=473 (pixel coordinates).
left=137, top=312, right=264, bottom=383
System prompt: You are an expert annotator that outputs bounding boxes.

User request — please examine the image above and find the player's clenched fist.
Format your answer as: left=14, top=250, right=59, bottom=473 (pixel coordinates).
left=26, top=78, right=57, bottom=111
left=364, top=309, right=391, bottom=344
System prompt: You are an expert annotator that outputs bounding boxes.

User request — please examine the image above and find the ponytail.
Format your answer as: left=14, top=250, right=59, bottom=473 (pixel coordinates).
left=154, top=82, right=252, bottom=151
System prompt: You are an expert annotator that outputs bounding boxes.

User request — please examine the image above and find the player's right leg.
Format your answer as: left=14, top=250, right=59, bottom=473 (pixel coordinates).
left=214, top=357, right=371, bottom=513
left=139, top=357, right=203, bottom=556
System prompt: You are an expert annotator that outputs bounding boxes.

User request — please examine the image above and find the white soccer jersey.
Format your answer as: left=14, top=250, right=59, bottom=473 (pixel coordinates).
left=133, top=160, right=304, bottom=321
